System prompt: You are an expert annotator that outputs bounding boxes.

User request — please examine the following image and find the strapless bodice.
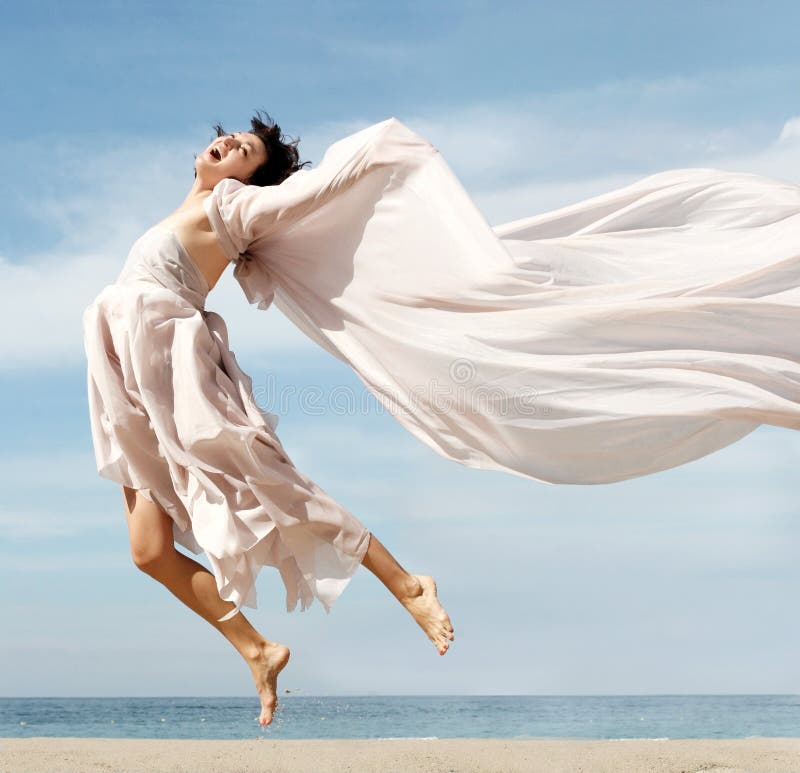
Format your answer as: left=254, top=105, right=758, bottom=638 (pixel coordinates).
left=117, top=227, right=210, bottom=311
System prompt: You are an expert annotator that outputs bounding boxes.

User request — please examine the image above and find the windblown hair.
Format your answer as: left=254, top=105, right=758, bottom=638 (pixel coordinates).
left=211, top=109, right=311, bottom=186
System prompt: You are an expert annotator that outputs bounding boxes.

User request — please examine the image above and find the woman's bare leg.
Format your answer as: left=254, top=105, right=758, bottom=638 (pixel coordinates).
left=360, top=532, right=455, bottom=655
left=121, top=486, right=288, bottom=726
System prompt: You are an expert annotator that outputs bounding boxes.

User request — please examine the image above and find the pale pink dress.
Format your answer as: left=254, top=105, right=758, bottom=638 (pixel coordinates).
left=82, top=225, right=370, bottom=622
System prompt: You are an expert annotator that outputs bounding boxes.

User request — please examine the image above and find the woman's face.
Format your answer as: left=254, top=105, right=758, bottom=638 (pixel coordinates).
left=196, top=131, right=268, bottom=187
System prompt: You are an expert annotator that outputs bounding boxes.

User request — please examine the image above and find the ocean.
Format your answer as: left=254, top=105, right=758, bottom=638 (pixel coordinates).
left=2, top=695, right=799, bottom=740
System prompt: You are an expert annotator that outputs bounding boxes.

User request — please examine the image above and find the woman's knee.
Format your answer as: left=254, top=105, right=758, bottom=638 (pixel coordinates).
left=122, top=486, right=176, bottom=575
left=131, top=541, right=175, bottom=576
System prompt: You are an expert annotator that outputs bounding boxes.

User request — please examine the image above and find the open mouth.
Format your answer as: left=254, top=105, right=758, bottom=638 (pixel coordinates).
left=209, top=146, right=223, bottom=161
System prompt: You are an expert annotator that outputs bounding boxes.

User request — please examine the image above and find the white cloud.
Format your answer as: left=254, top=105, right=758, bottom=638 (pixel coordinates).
left=778, top=116, right=800, bottom=144
left=0, top=250, right=117, bottom=369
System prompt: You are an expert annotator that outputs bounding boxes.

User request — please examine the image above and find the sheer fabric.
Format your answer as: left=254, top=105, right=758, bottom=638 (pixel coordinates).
left=203, top=117, right=800, bottom=485
left=83, top=227, right=370, bottom=621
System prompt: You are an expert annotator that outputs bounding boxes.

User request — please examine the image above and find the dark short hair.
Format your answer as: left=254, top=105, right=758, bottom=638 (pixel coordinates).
left=211, top=109, right=311, bottom=186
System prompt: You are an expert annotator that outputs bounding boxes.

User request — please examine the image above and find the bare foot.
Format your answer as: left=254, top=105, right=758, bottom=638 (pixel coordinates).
left=400, top=574, right=455, bottom=655
left=246, top=640, right=291, bottom=726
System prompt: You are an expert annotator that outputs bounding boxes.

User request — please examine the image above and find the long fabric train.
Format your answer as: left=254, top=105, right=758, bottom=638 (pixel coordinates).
left=203, top=117, right=800, bottom=485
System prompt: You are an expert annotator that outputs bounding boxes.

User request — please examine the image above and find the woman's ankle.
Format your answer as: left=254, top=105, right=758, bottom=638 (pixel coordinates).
left=399, top=573, right=423, bottom=602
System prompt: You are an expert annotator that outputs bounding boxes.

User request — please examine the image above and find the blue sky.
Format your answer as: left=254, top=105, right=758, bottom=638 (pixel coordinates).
left=2, top=0, right=800, bottom=699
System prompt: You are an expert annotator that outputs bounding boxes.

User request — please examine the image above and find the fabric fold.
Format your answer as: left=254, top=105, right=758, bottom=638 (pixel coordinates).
left=203, top=117, right=800, bottom=485
left=83, top=226, right=371, bottom=621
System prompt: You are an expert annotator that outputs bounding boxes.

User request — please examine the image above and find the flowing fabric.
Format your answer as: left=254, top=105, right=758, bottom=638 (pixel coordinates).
left=203, top=116, right=800, bottom=486
left=83, top=226, right=370, bottom=621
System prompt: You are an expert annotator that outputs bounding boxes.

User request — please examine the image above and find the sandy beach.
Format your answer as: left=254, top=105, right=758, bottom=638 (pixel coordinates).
left=2, top=737, right=800, bottom=773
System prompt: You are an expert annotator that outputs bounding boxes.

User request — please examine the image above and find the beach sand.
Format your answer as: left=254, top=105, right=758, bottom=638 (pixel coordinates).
left=2, top=737, right=800, bottom=772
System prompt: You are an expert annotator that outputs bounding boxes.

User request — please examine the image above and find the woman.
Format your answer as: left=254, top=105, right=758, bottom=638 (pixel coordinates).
left=82, top=112, right=455, bottom=728
left=85, top=109, right=800, bottom=725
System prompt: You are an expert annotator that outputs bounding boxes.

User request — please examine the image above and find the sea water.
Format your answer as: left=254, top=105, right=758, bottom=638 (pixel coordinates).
left=2, top=695, right=800, bottom=740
